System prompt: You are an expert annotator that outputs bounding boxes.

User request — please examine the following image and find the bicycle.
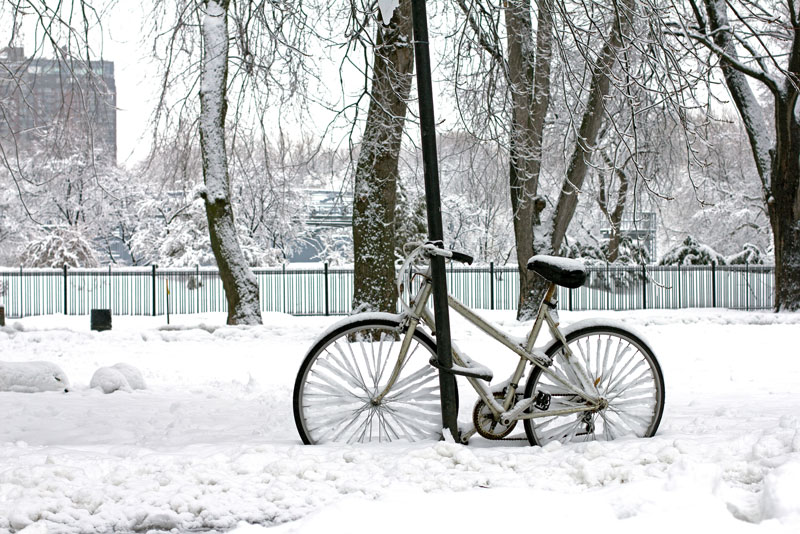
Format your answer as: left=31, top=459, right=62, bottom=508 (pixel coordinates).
left=293, top=242, right=665, bottom=446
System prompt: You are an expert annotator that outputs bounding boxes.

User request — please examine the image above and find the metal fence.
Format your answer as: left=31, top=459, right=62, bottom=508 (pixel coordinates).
left=0, top=263, right=774, bottom=319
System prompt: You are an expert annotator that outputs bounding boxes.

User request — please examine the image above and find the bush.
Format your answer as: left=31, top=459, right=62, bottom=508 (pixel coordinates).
left=727, top=243, right=766, bottom=265
left=658, top=235, right=727, bottom=266
left=19, top=227, right=98, bottom=268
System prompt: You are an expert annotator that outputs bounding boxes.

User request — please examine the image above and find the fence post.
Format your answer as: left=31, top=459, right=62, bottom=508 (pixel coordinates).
left=606, top=262, right=610, bottom=310
left=642, top=264, right=647, bottom=310
left=678, top=264, right=682, bottom=308
left=746, top=263, right=750, bottom=310
left=489, top=262, right=494, bottom=310
left=152, top=265, right=157, bottom=316
left=108, top=264, right=112, bottom=310
left=19, top=266, right=23, bottom=318
left=712, top=263, right=716, bottom=308
left=63, top=264, right=68, bottom=315
left=324, top=262, right=330, bottom=316
left=196, top=265, right=200, bottom=313
left=282, top=264, right=286, bottom=314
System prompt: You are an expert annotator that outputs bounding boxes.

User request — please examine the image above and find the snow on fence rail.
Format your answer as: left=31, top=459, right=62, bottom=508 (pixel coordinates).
left=0, top=263, right=774, bottom=318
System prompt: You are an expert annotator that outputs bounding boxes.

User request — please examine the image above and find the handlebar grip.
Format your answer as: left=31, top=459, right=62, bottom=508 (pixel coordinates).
left=450, top=251, right=474, bottom=265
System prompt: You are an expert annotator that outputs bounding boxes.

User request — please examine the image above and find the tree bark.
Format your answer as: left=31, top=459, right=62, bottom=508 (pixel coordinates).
left=598, top=158, right=629, bottom=263
left=199, top=0, right=262, bottom=325
left=769, top=99, right=800, bottom=311
left=352, top=1, right=414, bottom=313
left=506, top=0, right=553, bottom=319
left=701, top=0, right=800, bottom=310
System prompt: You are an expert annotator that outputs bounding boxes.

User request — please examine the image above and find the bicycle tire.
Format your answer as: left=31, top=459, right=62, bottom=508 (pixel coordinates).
left=523, top=325, right=665, bottom=446
left=294, top=317, right=442, bottom=444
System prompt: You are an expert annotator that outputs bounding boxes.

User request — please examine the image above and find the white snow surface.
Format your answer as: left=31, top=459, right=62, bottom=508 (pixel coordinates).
left=2, top=309, right=800, bottom=533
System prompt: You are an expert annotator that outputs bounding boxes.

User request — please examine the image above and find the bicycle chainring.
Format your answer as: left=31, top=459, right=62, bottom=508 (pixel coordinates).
left=472, top=392, right=517, bottom=440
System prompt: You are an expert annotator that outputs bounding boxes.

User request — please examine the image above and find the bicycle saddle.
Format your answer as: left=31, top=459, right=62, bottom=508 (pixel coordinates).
left=527, top=255, right=587, bottom=288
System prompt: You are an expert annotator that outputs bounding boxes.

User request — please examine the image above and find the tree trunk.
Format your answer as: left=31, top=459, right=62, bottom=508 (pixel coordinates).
left=768, top=98, right=800, bottom=310
left=352, top=1, right=414, bottom=313
left=701, top=0, right=800, bottom=310
left=506, top=0, right=553, bottom=319
left=199, top=0, right=262, bottom=325
left=598, top=159, right=629, bottom=263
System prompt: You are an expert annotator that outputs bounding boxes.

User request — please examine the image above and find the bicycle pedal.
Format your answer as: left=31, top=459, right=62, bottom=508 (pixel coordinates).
left=429, top=357, right=493, bottom=381
left=534, top=391, right=551, bottom=411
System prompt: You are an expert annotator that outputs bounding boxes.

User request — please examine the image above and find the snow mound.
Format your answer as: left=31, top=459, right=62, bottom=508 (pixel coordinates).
left=90, top=363, right=146, bottom=394
left=111, top=363, right=147, bottom=390
left=0, top=361, right=70, bottom=393
left=761, top=460, right=800, bottom=520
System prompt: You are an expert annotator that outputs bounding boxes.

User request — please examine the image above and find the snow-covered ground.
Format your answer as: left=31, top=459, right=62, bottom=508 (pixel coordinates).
left=2, top=309, right=800, bottom=533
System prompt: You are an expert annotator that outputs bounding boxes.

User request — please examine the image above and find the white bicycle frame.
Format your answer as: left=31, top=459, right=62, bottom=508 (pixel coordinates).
left=375, top=245, right=603, bottom=441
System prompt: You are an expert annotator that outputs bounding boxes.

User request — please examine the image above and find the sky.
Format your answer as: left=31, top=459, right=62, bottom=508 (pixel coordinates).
left=102, top=5, right=157, bottom=164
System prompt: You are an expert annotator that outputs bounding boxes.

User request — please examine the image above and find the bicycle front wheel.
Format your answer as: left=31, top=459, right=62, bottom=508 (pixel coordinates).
left=524, top=325, right=665, bottom=446
left=293, top=318, right=442, bottom=444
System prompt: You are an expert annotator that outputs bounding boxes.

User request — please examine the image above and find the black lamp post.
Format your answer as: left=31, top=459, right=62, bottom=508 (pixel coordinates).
left=408, top=0, right=460, bottom=442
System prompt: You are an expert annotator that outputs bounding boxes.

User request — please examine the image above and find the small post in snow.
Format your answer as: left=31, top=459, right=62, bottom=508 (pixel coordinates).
left=152, top=265, right=157, bottom=317
left=324, top=262, right=330, bottom=316
left=63, top=264, right=68, bottom=315
left=166, top=279, right=171, bottom=325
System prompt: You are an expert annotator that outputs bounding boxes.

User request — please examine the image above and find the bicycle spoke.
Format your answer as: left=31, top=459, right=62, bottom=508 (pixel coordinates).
left=357, top=334, right=376, bottom=390
left=327, top=342, right=370, bottom=394
left=606, top=372, right=654, bottom=402
left=315, top=357, right=369, bottom=395
left=304, top=376, right=363, bottom=401
left=375, top=334, right=393, bottom=385
left=541, top=417, right=584, bottom=443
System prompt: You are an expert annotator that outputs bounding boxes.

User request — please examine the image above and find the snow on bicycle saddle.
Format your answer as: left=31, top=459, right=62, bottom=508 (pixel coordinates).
left=527, top=255, right=587, bottom=288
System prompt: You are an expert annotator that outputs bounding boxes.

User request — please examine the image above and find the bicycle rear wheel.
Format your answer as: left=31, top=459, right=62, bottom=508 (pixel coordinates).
left=524, top=325, right=665, bottom=446
left=293, top=317, right=442, bottom=444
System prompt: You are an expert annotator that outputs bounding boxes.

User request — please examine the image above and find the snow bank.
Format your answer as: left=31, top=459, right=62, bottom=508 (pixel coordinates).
left=0, top=360, right=69, bottom=393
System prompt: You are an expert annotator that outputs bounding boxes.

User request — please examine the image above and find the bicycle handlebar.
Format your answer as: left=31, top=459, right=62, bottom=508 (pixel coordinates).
left=396, top=242, right=476, bottom=314
left=449, top=251, right=474, bottom=265
left=419, top=242, right=473, bottom=264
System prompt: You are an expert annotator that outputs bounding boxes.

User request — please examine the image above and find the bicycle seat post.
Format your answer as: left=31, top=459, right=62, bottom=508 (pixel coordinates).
left=541, top=283, right=558, bottom=310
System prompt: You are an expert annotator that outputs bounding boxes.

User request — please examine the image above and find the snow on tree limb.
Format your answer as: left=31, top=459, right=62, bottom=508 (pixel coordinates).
left=701, top=0, right=773, bottom=192
left=377, top=0, right=400, bottom=25
left=200, top=0, right=230, bottom=204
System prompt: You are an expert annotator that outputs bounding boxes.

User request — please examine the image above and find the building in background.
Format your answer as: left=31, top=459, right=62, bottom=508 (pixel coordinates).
left=289, top=190, right=353, bottom=262
left=601, top=212, right=657, bottom=262
left=0, top=46, right=116, bottom=162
